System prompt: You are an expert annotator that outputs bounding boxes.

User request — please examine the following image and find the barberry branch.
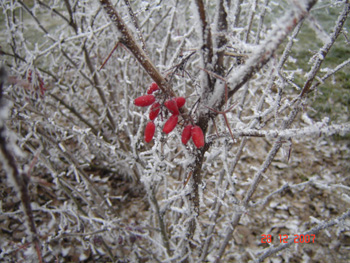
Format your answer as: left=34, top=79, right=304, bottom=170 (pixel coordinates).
left=99, top=0, right=177, bottom=97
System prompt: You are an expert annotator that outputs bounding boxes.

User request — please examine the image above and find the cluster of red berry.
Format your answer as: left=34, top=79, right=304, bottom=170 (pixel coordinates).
left=134, top=82, right=205, bottom=148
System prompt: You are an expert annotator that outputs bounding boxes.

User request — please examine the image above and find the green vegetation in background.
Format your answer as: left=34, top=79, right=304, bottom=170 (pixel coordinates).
left=286, top=3, right=350, bottom=125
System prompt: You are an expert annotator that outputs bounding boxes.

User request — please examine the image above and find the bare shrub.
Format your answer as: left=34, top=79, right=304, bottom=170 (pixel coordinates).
left=0, top=0, right=350, bottom=262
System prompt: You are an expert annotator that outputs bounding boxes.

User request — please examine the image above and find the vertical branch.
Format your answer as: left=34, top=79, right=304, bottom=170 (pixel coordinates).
left=254, top=0, right=270, bottom=44
left=188, top=1, right=216, bottom=223
left=188, top=0, right=229, bottom=239
left=199, top=170, right=225, bottom=261
left=194, top=0, right=213, bottom=62
left=244, top=0, right=258, bottom=43
left=0, top=68, right=42, bottom=263
left=123, top=0, right=148, bottom=53
left=213, top=0, right=229, bottom=75
left=187, top=145, right=208, bottom=239
left=149, top=188, right=171, bottom=256
left=161, top=4, right=178, bottom=67
left=232, top=0, right=244, bottom=28
left=194, top=0, right=214, bottom=94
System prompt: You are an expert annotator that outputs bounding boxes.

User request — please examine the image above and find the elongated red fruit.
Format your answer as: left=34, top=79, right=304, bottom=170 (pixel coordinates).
left=191, top=126, right=205, bottom=148
left=163, top=115, right=178, bottom=134
left=149, top=102, right=161, bottom=120
left=164, top=99, right=179, bottom=115
left=181, top=124, right=192, bottom=145
left=134, top=95, right=156, bottom=107
left=147, top=82, right=159, bottom=94
left=175, top=97, right=186, bottom=108
left=144, top=121, right=156, bottom=143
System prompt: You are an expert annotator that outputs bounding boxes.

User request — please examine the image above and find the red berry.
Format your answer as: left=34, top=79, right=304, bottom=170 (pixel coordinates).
left=144, top=121, right=156, bottom=143
left=147, top=82, right=159, bottom=94
left=181, top=125, right=192, bottom=145
left=163, top=115, right=178, bottom=134
left=191, top=126, right=205, bottom=148
left=134, top=95, right=156, bottom=107
left=149, top=102, right=161, bottom=120
left=164, top=99, right=179, bottom=115
left=175, top=97, right=186, bottom=108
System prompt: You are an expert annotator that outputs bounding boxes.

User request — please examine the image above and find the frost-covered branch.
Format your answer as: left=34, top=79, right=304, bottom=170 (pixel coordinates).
left=193, top=0, right=214, bottom=96
left=99, top=0, right=176, bottom=97
left=300, top=1, right=350, bottom=97
left=226, top=0, right=317, bottom=101
left=123, top=0, right=147, bottom=53
left=214, top=122, right=350, bottom=140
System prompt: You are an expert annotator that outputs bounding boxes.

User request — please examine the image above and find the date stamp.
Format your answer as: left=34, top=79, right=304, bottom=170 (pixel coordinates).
left=261, top=234, right=316, bottom=244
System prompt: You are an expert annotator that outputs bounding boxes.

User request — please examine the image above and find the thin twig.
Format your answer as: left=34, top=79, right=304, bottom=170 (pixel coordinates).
left=123, top=0, right=148, bottom=53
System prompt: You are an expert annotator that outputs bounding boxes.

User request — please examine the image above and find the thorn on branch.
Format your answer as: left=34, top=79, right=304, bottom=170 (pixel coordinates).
left=99, top=42, right=120, bottom=71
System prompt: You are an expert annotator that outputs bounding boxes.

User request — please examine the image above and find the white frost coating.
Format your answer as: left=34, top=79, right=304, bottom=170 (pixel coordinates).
left=170, top=206, right=188, bottom=214
left=226, top=7, right=302, bottom=104
left=61, top=246, right=71, bottom=257
left=190, top=1, right=204, bottom=49
left=301, top=112, right=314, bottom=125
left=307, top=15, right=332, bottom=44
left=227, top=122, right=350, bottom=140
left=0, top=100, right=12, bottom=126
left=79, top=252, right=89, bottom=261
left=207, top=80, right=226, bottom=109
left=310, top=216, right=323, bottom=224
